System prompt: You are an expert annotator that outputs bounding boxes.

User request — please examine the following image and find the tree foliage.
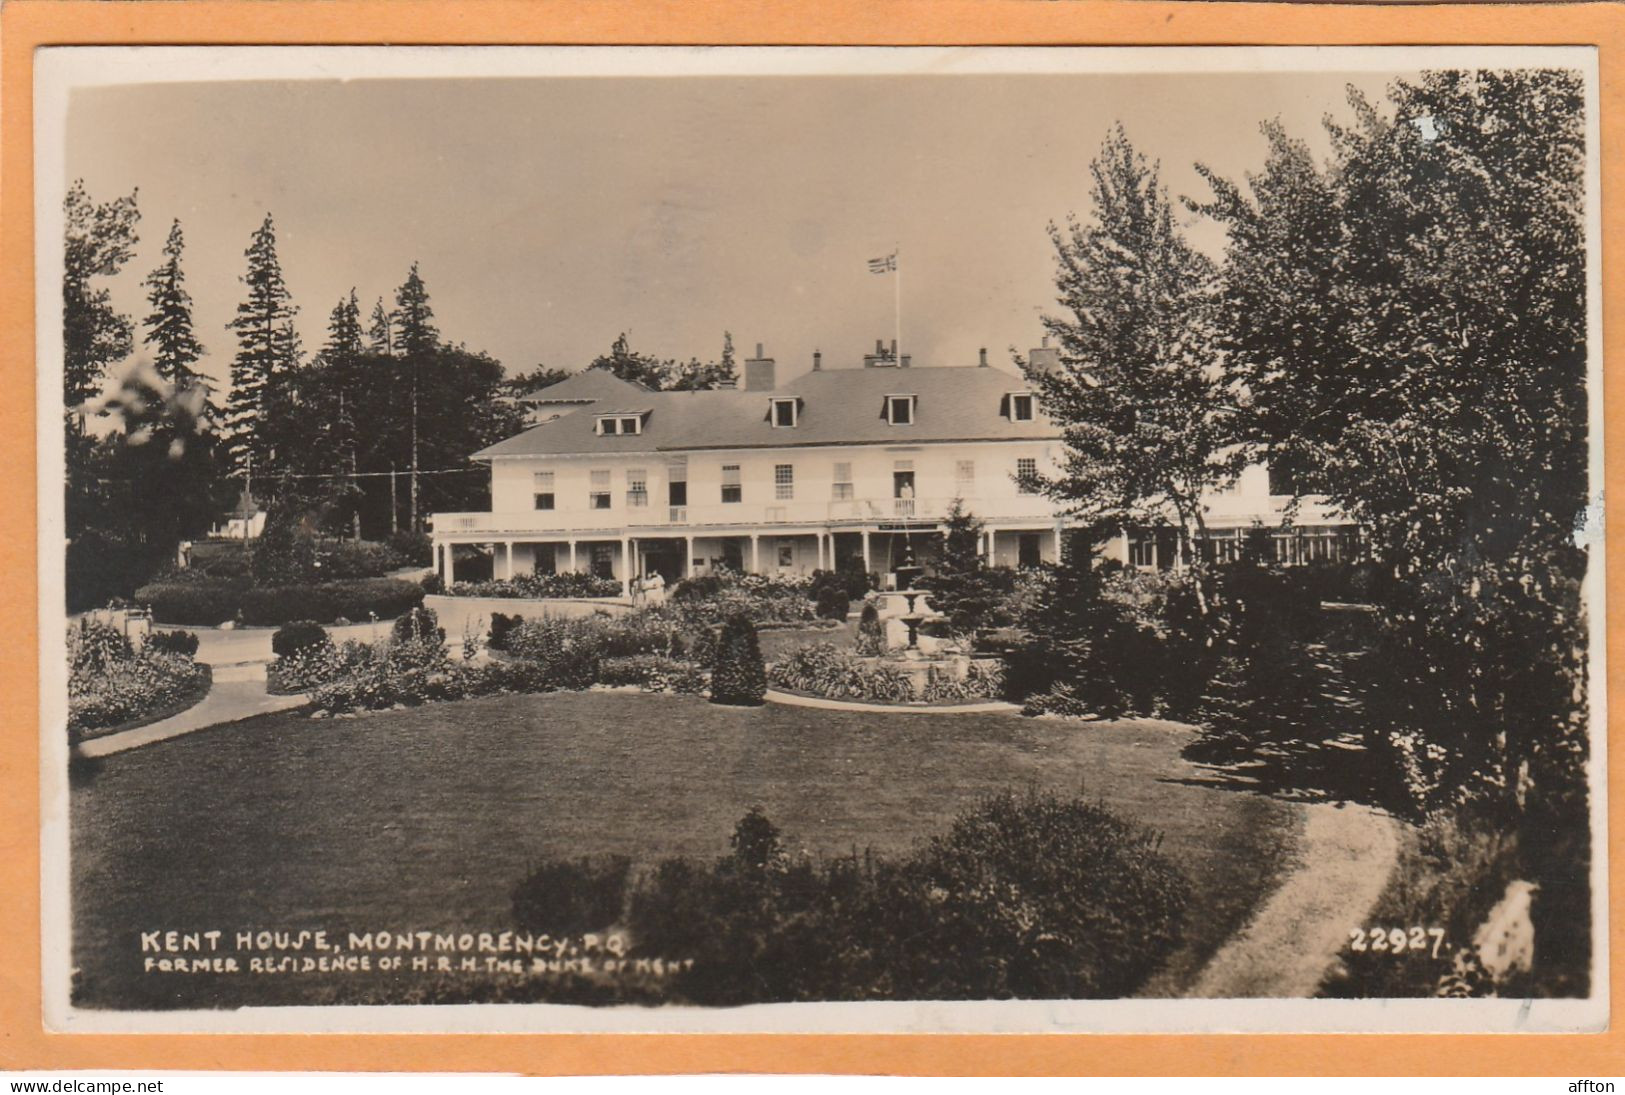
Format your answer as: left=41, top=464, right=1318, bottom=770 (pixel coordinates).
left=1195, top=70, right=1590, bottom=989
left=142, top=219, right=210, bottom=410
left=1033, top=127, right=1243, bottom=609
left=225, top=213, right=300, bottom=477
left=63, top=180, right=140, bottom=412
left=589, top=331, right=739, bottom=391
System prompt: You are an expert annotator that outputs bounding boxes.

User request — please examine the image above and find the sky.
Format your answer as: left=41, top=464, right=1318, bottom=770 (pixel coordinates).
left=64, top=65, right=1411, bottom=394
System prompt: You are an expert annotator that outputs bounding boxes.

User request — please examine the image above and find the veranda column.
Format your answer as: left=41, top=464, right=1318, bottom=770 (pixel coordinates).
left=861, top=529, right=871, bottom=572
left=984, top=526, right=997, bottom=566
left=504, top=541, right=514, bottom=580
left=620, top=536, right=631, bottom=598
left=750, top=533, right=761, bottom=574
left=685, top=535, right=694, bottom=577
left=569, top=540, right=578, bottom=573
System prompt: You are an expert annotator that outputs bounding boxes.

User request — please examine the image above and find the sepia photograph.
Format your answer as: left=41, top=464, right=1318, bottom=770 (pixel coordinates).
left=35, top=45, right=1605, bottom=1034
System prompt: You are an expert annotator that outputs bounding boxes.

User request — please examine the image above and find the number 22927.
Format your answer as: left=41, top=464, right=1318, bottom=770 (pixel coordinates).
left=1348, top=926, right=1446, bottom=958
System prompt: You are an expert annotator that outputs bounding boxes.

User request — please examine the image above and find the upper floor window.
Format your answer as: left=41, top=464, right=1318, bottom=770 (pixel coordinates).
left=771, top=398, right=798, bottom=428
left=595, top=414, right=643, bottom=436
left=775, top=463, right=795, bottom=501
left=721, top=464, right=742, bottom=504
left=626, top=467, right=648, bottom=508
left=590, top=468, right=612, bottom=509
left=1008, top=392, right=1036, bottom=422
left=1016, top=457, right=1038, bottom=494
left=533, top=470, right=555, bottom=511
left=884, top=394, right=915, bottom=426
left=832, top=461, right=854, bottom=502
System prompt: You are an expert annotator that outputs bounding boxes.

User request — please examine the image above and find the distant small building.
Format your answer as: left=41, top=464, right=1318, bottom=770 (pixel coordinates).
left=210, top=489, right=267, bottom=540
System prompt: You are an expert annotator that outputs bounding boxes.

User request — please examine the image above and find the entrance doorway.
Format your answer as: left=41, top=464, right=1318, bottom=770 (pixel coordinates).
left=639, top=541, right=685, bottom=583
left=1018, top=532, right=1042, bottom=568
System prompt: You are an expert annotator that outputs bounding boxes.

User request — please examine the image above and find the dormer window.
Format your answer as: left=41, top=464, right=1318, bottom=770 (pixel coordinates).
left=595, top=414, right=643, bottom=436
left=885, top=394, right=916, bottom=426
left=1008, top=392, right=1036, bottom=422
left=771, top=398, right=798, bottom=428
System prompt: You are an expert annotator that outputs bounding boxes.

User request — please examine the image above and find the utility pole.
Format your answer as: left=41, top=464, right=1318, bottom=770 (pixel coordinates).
left=410, top=363, right=420, bottom=532
left=390, top=463, right=399, bottom=535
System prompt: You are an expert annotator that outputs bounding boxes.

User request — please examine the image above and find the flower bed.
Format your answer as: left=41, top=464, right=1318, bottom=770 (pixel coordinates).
left=670, top=573, right=816, bottom=628
left=447, top=572, right=623, bottom=599
left=68, top=621, right=210, bottom=739
left=767, top=643, right=1007, bottom=706
left=597, top=655, right=708, bottom=695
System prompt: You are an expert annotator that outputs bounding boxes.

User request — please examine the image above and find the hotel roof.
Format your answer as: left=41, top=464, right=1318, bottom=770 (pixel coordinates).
left=475, top=363, right=1060, bottom=459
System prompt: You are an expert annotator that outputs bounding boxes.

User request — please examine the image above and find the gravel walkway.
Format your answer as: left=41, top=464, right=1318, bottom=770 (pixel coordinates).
left=1187, top=800, right=1400, bottom=998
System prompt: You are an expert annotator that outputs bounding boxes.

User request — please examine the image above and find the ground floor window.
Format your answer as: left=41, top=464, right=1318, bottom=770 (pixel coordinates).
left=591, top=543, right=615, bottom=579
left=777, top=539, right=796, bottom=568
left=722, top=539, right=744, bottom=572
left=534, top=546, right=557, bottom=576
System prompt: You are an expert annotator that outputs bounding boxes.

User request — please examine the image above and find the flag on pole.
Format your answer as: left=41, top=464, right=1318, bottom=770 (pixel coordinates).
left=868, top=253, right=897, bottom=274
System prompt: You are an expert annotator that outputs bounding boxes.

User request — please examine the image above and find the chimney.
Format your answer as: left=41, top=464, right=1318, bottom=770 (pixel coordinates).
left=978, top=347, right=988, bottom=368
left=743, top=344, right=776, bottom=391
left=812, top=350, right=822, bottom=371
left=876, top=339, right=885, bottom=355
left=1026, top=336, right=1061, bottom=377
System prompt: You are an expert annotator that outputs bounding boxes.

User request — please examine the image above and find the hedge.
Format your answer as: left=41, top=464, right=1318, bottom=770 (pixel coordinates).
left=135, top=578, right=424, bottom=627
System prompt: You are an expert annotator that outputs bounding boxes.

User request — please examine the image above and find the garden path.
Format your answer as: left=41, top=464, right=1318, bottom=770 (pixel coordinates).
left=76, top=670, right=307, bottom=759
left=1186, top=800, right=1400, bottom=998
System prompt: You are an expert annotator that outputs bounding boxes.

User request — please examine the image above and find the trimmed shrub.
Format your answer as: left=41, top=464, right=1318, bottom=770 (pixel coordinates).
left=133, top=581, right=244, bottom=626
left=814, top=585, right=851, bottom=621
left=709, top=614, right=766, bottom=706
left=421, top=572, right=445, bottom=595
left=136, top=577, right=424, bottom=627
left=144, top=629, right=200, bottom=658
left=487, top=612, right=521, bottom=651
left=854, top=602, right=886, bottom=656
left=511, top=856, right=632, bottom=936
left=240, top=579, right=424, bottom=626
left=271, top=620, right=329, bottom=658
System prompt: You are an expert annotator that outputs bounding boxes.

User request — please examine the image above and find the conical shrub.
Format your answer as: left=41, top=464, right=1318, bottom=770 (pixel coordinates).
left=710, top=613, right=766, bottom=706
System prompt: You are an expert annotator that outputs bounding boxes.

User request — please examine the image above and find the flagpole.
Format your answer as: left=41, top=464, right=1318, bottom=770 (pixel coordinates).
left=893, top=244, right=901, bottom=366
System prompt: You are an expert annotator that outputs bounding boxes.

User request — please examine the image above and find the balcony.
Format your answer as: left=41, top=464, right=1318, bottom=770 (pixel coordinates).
left=431, top=494, right=1061, bottom=539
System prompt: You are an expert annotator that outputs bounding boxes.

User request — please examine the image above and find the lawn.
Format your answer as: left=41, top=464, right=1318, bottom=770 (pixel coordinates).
left=70, top=692, right=1301, bottom=1009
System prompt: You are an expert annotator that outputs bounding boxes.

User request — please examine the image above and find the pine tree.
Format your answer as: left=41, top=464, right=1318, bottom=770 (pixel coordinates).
left=325, top=289, right=365, bottom=539
left=393, top=262, right=438, bottom=530
left=392, top=261, right=438, bottom=355
left=63, top=180, right=140, bottom=415
left=224, top=213, right=299, bottom=479
left=142, top=219, right=210, bottom=411
left=368, top=297, right=394, bottom=355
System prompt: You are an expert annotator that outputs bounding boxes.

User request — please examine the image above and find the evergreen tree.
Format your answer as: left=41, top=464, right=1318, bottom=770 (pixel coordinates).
left=63, top=180, right=140, bottom=415
left=709, top=614, right=766, bottom=706
left=141, top=219, right=210, bottom=409
left=1034, top=125, right=1239, bottom=613
left=590, top=332, right=671, bottom=389
left=368, top=296, right=394, bottom=355
left=224, top=213, right=299, bottom=478
left=392, top=261, right=438, bottom=355
left=393, top=262, right=439, bottom=530
left=921, top=500, right=1014, bottom=634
